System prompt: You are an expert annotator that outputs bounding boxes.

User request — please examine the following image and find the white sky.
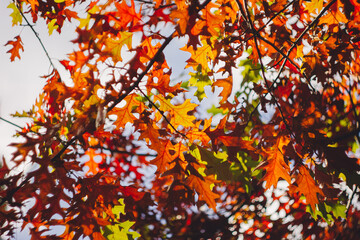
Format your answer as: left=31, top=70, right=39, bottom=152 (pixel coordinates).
left=0, top=1, right=77, bottom=161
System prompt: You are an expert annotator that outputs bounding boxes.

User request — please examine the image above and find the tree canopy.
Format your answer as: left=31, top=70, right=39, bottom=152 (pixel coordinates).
left=1, top=0, right=360, bottom=239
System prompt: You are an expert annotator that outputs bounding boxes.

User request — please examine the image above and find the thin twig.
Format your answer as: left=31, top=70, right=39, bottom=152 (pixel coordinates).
left=242, top=0, right=336, bottom=126
left=243, top=0, right=294, bottom=138
left=346, top=184, right=358, bottom=216
left=15, top=1, right=57, bottom=71
left=0, top=117, right=22, bottom=129
left=271, top=0, right=336, bottom=87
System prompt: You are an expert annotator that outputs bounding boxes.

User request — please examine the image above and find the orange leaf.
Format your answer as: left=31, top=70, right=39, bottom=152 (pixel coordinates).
left=186, top=175, right=220, bottom=211
left=290, top=165, right=324, bottom=211
left=92, top=231, right=106, bottom=240
left=151, top=139, right=176, bottom=174
left=114, top=0, right=142, bottom=29
left=84, top=149, right=104, bottom=175
left=201, top=2, right=225, bottom=36
left=213, top=77, right=233, bottom=104
left=170, top=7, right=189, bottom=35
left=260, top=137, right=291, bottom=189
left=5, top=35, right=24, bottom=62
left=109, top=94, right=141, bottom=129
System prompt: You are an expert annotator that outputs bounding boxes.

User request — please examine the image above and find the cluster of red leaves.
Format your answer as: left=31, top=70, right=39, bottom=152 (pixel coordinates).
left=2, top=0, right=360, bottom=239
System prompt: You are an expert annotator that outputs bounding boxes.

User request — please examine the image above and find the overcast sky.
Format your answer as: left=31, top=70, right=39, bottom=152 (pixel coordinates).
left=0, top=1, right=209, bottom=162
left=0, top=1, right=78, bottom=161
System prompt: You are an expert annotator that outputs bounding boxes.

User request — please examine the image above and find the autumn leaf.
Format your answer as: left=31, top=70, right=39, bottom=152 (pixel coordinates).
left=201, top=2, right=225, bottom=36
left=3, top=0, right=360, bottom=238
left=114, top=0, right=142, bottom=29
left=84, top=148, right=104, bottom=175
left=259, top=137, right=291, bottom=189
left=5, top=35, right=24, bottom=62
left=197, top=146, right=233, bottom=181
left=170, top=5, right=189, bottom=35
left=150, top=139, right=176, bottom=174
left=154, top=95, right=197, bottom=130
left=181, top=39, right=217, bottom=72
left=290, top=165, right=324, bottom=211
left=7, top=3, right=22, bottom=26
left=213, top=77, right=233, bottom=104
left=304, top=0, right=324, bottom=14
left=48, top=19, right=59, bottom=35
left=109, top=94, right=141, bottom=129
left=186, top=175, right=220, bottom=211
left=104, top=32, right=133, bottom=62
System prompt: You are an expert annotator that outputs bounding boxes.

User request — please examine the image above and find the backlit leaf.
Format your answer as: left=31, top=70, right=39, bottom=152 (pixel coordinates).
left=5, top=35, right=24, bottom=62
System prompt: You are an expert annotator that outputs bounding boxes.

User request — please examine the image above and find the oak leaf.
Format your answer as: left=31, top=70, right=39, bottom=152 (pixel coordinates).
left=181, top=39, right=217, bottom=72
left=201, top=2, right=225, bottom=36
left=154, top=95, right=197, bottom=130
left=104, top=32, right=133, bottom=62
left=150, top=139, right=176, bottom=174
left=170, top=6, right=189, bottom=35
left=260, top=137, right=291, bottom=189
left=84, top=149, right=104, bottom=175
left=7, top=3, right=22, bottom=26
left=109, top=94, right=142, bottom=129
left=290, top=165, right=324, bottom=211
left=186, top=175, right=220, bottom=211
left=5, top=35, right=24, bottom=62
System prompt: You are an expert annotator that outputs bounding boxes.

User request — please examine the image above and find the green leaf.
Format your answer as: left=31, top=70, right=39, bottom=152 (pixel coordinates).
left=207, top=104, right=228, bottom=115
left=239, top=58, right=261, bottom=86
left=112, top=199, right=125, bottom=217
left=331, top=204, right=346, bottom=219
left=306, top=202, right=346, bottom=224
left=189, top=66, right=212, bottom=101
left=197, top=146, right=233, bottom=181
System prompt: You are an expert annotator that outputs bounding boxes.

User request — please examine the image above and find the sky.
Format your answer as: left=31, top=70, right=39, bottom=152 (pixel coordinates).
left=0, top=2, right=80, bottom=238
left=0, top=1, right=77, bottom=161
left=0, top=1, right=223, bottom=163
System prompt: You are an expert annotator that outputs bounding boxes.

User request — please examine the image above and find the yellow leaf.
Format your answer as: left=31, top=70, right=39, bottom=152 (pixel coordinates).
left=181, top=39, right=217, bottom=72
left=154, top=95, right=197, bottom=130
left=48, top=19, right=59, bottom=35
left=79, top=15, right=90, bottom=29
left=105, top=32, right=133, bottom=62
left=7, top=3, right=22, bottom=26
left=304, top=0, right=323, bottom=14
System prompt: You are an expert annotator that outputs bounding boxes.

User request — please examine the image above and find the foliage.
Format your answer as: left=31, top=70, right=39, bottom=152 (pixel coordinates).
left=1, top=0, right=360, bottom=239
